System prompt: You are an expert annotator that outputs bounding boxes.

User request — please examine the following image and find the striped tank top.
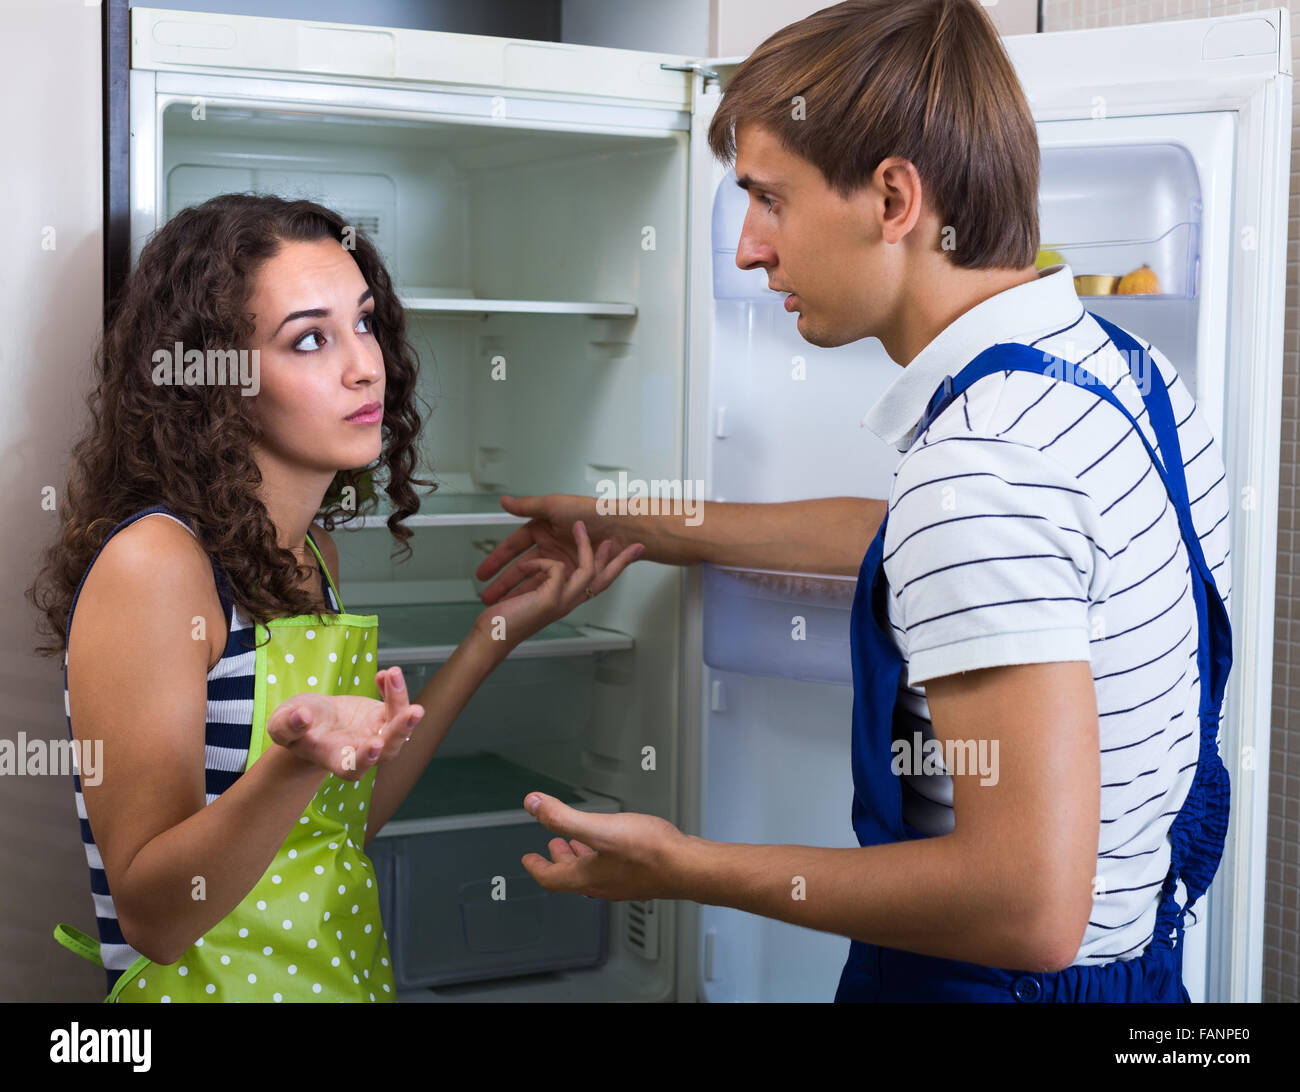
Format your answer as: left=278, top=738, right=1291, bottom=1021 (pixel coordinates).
left=62, top=504, right=338, bottom=992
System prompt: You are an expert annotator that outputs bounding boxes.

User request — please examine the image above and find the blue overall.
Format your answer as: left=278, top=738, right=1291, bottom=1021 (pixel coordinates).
left=835, top=312, right=1232, bottom=1002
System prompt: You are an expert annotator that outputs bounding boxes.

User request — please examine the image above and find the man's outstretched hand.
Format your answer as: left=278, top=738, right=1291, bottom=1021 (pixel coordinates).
left=475, top=494, right=635, bottom=605
left=520, top=792, right=695, bottom=903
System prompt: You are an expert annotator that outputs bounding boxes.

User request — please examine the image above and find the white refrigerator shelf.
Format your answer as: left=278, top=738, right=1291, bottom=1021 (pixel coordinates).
left=358, top=601, right=634, bottom=665
left=400, top=293, right=637, bottom=318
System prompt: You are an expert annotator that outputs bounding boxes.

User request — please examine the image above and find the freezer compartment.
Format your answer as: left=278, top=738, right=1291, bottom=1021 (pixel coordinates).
left=368, top=752, right=617, bottom=989
left=702, top=563, right=857, bottom=686
left=158, top=100, right=686, bottom=309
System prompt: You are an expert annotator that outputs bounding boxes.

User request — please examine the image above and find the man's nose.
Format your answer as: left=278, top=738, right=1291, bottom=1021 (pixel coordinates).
left=735, top=213, right=774, bottom=271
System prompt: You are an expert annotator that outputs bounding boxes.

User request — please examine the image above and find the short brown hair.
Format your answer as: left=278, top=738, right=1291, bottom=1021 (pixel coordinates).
left=708, top=0, right=1039, bottom=270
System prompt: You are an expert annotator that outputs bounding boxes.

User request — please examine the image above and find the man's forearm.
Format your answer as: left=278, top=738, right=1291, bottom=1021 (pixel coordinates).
left=595, top=497, right=886, bottom=576
left=671, top=834, right=1074, bottom=973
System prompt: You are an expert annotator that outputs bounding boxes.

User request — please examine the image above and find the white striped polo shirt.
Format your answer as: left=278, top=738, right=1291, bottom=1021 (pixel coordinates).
left=63, top=507, right=338, bottom=991
left=860, top=264, right=1232, bottom=967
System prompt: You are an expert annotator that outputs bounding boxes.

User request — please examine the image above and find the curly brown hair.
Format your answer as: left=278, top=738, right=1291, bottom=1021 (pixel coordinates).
left=27, top=192, right=435, bottom=657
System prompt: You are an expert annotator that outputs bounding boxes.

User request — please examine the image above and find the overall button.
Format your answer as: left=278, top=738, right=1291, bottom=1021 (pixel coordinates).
left=1011, top=975, right=1042, bottom=1002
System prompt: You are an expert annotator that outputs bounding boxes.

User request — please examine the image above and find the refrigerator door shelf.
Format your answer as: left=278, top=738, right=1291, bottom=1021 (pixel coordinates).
left=1039, top=138, right=1204, bottom=300
left=1043, top=221, right=1199, bottom=299
left=701, top=563, right=856, bottom=687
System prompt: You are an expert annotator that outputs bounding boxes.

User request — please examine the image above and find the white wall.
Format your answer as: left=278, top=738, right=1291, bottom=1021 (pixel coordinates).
left=562, top=0, right=1039, bottom=58
left=710, top=0, right=1039, bottom=56
left=0, top=0, right=105, bottom=1000
left=562, top=0, right=710, bottom=54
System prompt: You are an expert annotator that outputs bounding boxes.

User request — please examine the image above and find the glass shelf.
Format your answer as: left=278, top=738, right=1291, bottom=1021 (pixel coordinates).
left=360, top=601, right=634, bottom=665
left=350, top=489, right=529, bottom=529
left=399, top=290, right=636, bottom=318
left=374, top=751, right=618, bottom=836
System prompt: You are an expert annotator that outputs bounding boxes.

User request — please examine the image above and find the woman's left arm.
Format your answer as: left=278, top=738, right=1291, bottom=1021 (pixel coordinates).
left=311, top=525, right=500, bottom=847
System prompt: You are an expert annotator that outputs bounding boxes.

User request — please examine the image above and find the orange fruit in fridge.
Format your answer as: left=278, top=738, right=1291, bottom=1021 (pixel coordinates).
left=1116, top=264, right=1161, bottom=294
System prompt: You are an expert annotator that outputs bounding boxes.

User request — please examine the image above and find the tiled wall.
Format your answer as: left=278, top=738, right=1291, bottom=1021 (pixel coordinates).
left=1043, top=0, right=1299, bottom=1003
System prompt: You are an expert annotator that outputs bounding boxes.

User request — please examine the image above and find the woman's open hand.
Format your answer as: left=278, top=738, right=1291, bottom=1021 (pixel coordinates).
left=475, top=494, right=626, bottom=605
left=473, top=518, right=643, bottom=652
left=266, top=666, right=424, bottom=780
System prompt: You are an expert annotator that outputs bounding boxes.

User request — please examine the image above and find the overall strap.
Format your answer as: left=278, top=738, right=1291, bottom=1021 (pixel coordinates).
left=1087, top=313, right=1192, bottom=514
left=305, top=530, right=344, bottom=612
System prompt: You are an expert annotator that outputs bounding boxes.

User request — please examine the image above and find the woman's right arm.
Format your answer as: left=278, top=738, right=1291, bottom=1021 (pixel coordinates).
left=66, top=517, right=329, bottom=966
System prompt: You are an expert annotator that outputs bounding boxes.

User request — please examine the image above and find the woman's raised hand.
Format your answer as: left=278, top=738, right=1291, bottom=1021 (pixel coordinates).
left=476, top=494, right=625, bottom=605
left=266, top=666, right=424, bottom=780
left=473, top=517, right=644, bottom=652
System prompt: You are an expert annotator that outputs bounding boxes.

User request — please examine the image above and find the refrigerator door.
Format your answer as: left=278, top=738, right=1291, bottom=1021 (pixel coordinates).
left=682, top=69, right=898, bottom=1004
left=685, top=10, right=1291, bottom=1002
left=1004, top=5, right=1292, bottom=1007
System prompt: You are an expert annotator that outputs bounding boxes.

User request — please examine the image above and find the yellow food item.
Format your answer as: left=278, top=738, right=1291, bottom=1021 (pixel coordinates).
left=1117, top=264, right=1161, bottom=294
left=1035, top=248, right=1067, bottom=270
left=1074, top=275, right=1120, bottom=296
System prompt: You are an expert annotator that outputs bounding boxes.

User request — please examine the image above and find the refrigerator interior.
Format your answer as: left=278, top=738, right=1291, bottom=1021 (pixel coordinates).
left=157, top=99, right=697, bottom=999
left=694, top=111, right=1227, bottom=1000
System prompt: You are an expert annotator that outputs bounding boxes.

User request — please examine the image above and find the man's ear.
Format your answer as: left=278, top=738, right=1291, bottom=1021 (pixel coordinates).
left=875, top=157, right=925, bottom=245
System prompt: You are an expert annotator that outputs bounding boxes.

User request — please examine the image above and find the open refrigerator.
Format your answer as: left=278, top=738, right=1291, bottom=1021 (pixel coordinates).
left=120, top=7, right=1291, bottom=1001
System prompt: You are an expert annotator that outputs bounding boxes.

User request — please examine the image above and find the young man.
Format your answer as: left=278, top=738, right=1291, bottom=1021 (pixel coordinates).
left=478, top=0, right=1233, bottom=1002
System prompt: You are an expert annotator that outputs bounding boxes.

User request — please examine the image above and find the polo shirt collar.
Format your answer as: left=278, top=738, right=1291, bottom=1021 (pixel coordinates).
left=860, top=263, right=1083, bottom=452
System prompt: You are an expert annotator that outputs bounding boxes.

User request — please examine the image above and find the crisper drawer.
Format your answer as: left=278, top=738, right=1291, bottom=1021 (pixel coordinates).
left=367, top=753, right=619, bottom=990
left=701, top=563, right=859, bottom=686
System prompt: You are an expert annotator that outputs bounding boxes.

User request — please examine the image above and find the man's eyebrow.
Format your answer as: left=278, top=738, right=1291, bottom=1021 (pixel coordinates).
left=273, top=287, right=374, bottom=336
left=735, top=173, right=785, bottom=194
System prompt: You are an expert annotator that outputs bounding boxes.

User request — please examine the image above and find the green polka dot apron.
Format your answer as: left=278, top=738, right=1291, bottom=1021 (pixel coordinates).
left=54, top=532, right=397, bottom=1002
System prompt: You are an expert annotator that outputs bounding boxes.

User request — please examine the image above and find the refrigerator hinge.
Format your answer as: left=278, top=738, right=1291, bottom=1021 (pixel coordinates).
left=661, top=61, right=721, bottom=83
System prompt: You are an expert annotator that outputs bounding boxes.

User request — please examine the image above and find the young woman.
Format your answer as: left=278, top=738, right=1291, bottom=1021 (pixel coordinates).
left=29, top=193, right=641, bottom=1002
